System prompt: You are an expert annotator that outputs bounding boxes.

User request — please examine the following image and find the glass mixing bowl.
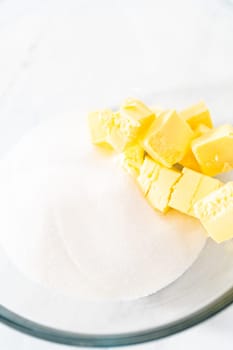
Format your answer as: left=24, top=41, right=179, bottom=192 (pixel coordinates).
left=0, top=85, right=233, bottom=347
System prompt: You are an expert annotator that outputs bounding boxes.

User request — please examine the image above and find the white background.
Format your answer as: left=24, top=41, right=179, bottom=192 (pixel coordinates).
left=1, top=0, right=233, bottom=348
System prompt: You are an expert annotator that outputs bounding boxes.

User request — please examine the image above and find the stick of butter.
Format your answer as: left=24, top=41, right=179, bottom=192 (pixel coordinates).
left=142, top=110, right=194, bottom=167
left=192, top=124, right=233, bottom=176
left=169, top=168, right=222, bottom=216
left=179, top=101, right=213, bottom=130
left=194, top=182, right=233, bottom=243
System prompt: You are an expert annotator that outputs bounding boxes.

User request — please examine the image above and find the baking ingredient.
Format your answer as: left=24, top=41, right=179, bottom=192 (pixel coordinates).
left=137, top=156, right=161, bottom=195
left=88, top=110, right=131, bottom=152
left=192, top=124, right=233, bottom=176
left=142, top=110, right=194, bottom=167
left=189, top=175, right=222, bottom=216
left=92, top=99, right=155, bottom=152
left=179, top=101, right=213, bottom=130
left=109, top=99, right=155, bottom=152
left=169, top=168, right=202, bottom=214
left=0, top=115, right=206, bottom=300
left=88, top=109, right=114, bottom=148
left=106, top=112, right=129, bottom=152
left=169, top=168, right=222, bottom=216
left=179, top=148, right=201, bottom=172
left=120, top=98, right=155, bottom=138
left=88, top=99, right=233, bottom=244
left=147, top=167, right=181, bottom=213
left=179, top=124, right=210, bottom=172
left=195, top=124, right=211, bottom=136
left=121, top=144, right=145, bottom=177
left=194, top=182, right=233, bottom=243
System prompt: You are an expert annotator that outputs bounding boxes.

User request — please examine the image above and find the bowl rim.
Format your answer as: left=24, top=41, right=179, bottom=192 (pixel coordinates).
left=1, top=286, right=233, bottom=347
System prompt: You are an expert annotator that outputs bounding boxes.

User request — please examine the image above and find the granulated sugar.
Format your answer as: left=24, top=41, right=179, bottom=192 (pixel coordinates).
left=0, top=115, right=206, bottom=300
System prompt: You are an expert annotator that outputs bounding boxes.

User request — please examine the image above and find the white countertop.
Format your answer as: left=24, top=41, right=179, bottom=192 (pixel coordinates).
left=1, top=0, right=233, bottom=348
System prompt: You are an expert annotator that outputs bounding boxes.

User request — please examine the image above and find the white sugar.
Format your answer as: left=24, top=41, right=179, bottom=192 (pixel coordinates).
left=0, top=115, right=206, bottom=300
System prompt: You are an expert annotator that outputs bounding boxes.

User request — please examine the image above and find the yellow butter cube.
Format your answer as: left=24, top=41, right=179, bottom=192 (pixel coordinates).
left=169, top=168, right=202, bottom=214
left=142, top=110, right=194, bottom=167
left=108, top=99, right=155, bottom=152
left=169, top=168, right=222, bottom=216
left=179, top=149, right=201, bottom=172
left=192, top=124, right=233, bottom=176
left=195, top=124, right=211, bottom=136
left=180, top=101, right=213, bottom=130
left=194, top=182, right=233, bottom=243
left=179, top=124, right=211, bottom=172
left=189, top=175, right=222, bottom=216
left=88, top=110, right=114, bottom=147
left=137, top=156, right=161, bottom=195
left=121, top=144, right=145, bottom=177
left=120, top=98, right=155, bottom=139
left=108, top=112, right=130, bottom=152
left=147, top=167, right=181, bottom=213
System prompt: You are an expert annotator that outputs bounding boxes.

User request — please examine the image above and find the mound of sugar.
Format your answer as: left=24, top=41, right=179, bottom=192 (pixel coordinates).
left=0, top=115, right=206, bottom=300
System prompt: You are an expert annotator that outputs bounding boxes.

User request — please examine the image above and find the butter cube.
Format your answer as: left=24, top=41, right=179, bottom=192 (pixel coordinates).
left=137, top=156, right=160, bottom=195
left=192, top=124, right=233, bottom=176
left=147, top=167, right=181, bottom=213
left=121, top=144, right=145, bottom=177
left=179, top=150, right=201, bottom=172
left=189, top=175, right=222, bottom=216
left=180, top=101, right=213, bottom=130
left=108, top=112, right=130, bottom=152
left=194, top=182, right=233, bottom=243
left=195, top=124, right=211, bottom=136
left=108, top=99, right=155, bottom=152
left=179, top=124, right=211, bottom=172
left=142, top=110, right=194, bottom=167
left=169, top=168, right=222, bottom=216
left=120, top=98, right=155, bottom=139
left=137, top=156, right=181, bottom=212
left=88, top=110, right=114, bottom=147
left=169, top=168, right=202, bottom=214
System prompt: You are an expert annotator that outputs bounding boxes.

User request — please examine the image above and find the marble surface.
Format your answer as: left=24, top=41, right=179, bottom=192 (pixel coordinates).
left=1, top=0, right=233, bottom=348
